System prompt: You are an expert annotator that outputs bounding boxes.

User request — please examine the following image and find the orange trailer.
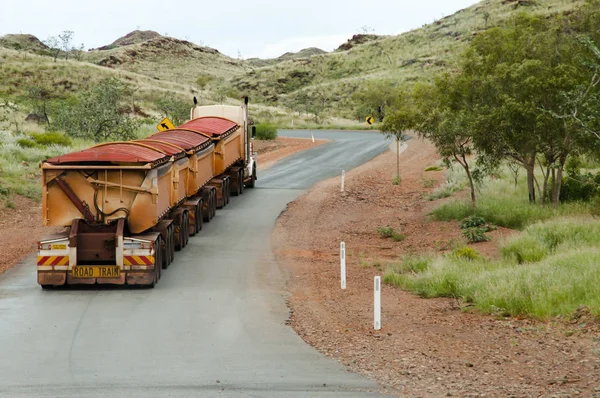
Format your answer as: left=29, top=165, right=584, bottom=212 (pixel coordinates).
left=37, top=99, right=257, bottom=288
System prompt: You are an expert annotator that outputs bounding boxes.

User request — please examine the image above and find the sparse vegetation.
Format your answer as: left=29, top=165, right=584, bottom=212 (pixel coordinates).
left=255, top=122, right=278, bottom=140
left=386, top=217, right=600, bottom=319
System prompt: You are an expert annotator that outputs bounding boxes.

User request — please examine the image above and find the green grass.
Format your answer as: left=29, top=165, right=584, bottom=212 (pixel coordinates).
left=0, top=130, right=91, bottom=202
left=431, top=171, right=591, bottom=229
left=385, top=217, right=600, bottom=319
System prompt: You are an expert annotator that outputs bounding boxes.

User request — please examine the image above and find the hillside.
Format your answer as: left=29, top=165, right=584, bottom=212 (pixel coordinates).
left=83, top=34, right=248, bottom=84
left=230, top=0, right=589, bottom=119
left=92, top=30, right=161, bottom=50
left=0, top=34, right=49, bottom=55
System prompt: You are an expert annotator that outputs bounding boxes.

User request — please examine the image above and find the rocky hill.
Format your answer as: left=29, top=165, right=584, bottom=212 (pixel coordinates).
left=91, top=30, right=161, bottom=50
left=229, top=0, right=588, bottom=119
left=84, top=33, right=246, bottom=84
left=0, top=34, right=49, bottom=54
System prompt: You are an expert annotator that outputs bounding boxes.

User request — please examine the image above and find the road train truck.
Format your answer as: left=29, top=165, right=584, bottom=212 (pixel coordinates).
left=36, top=98, right=257, bottom=288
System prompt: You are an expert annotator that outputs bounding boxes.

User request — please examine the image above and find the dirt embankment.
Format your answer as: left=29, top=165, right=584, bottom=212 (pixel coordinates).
left=254, top=137, right=328, bottom=170
left=273, top=137, right=600, bottom=397
left=0, top=137, right=324, bottom=276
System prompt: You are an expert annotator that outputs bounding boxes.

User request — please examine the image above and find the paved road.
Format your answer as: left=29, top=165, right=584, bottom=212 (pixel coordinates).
left=0, top=130, right=390, bottom=397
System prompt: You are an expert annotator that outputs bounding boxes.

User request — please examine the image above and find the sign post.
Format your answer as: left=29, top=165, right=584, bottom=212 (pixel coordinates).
left=374, top=276, right=381, bottom=330
left=340, top=242, right=346, bottom=290
left=341, top=170, right=345, bottom=192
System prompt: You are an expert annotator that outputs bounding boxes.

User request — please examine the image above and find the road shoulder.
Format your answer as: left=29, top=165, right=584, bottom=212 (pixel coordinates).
left=273, top=137, right=600, bottom=397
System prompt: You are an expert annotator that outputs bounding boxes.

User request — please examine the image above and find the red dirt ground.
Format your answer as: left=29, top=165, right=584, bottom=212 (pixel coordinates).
left=273, top=137, right=600, bottom=397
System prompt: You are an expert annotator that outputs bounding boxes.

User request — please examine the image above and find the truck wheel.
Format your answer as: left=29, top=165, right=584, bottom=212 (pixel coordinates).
left=247, top=164, right=256, bottom=188
left=211, top=190, right=217, bottom=218
left=168, top=225, right=175, bottom=264
left=239, top=169, right=244, bottom=195
left=225, top=179, right=230, bottom=205
left=196, top=205, right=203, bottom=232
left=149, top=236, right=162, bottom=288
left=41, top=285, right=55, bottom=290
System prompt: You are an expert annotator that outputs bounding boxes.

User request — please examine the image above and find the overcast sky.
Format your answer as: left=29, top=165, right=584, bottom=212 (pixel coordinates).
left=0, top=0, right=479, bottom=59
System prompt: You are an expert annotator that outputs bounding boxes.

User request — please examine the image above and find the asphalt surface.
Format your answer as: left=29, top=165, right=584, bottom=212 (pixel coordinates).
left=0, top=130, right=390, bottom=397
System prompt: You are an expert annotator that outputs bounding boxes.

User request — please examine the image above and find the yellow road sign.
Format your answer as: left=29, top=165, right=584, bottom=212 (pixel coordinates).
left=366, top=116, right=374, bottom=125
left=157, top=117, right=175, bottom=131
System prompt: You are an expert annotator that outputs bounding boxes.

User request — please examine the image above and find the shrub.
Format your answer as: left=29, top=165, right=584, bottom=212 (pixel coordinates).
left=16, top=138, right=36, bottom=148
left=392, top=175, right=401, bottom=185
left=422, top=178, right=436, bottom=188
left=391, top=231, right=406, bottom=242
left=450, top=246, right=481, bottom=261
left=377, top=226, right=394, bottom=238
left=255, top=122, right=278, bottom=140
left=460, top=216, right=487, bottom=229
left=425, top=165, right=443, bottom=172
left=462, top=227, right=490, bottom=243
left=30, top=131, right=71, bottom=147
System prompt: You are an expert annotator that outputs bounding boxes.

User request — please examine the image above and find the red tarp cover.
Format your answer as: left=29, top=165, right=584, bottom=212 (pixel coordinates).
left=148, top=129, right=212, bottom=151
left=179, top=117, right=239, bottom=138
left=46, top=143, right=167, bottom=165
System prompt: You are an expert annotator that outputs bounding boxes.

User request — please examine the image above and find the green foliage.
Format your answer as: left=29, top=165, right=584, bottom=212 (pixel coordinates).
left=461, top=227, right=490, bottom=243
left=460, top=216, right=487, bottom=229
left=155, top=96, right=190, bottom=126
left=560, top=170, right=600, bottom=202
left=195, top=74, right=214, bottom=89
left=255, top=122, right=278, bottom=140
left=425, top=165, right=443, bottom=172
left=391, top=231, right=406, bottom=242
left=450, top=246, right=481, bottom=261
left=394, top=217, right=600, bottom=318
left=52, top=77, right=141, bottom=142
left=16, top=138, right=36, bottom=148
left=377, top=226, right=405, bottom=241
left=30, top=131, right=71, bottom=147
left=431, top=171, right=591, bottom=229
left=392, top=175, right=401, bottom=185
left=377, top=226, right=394, bottom=238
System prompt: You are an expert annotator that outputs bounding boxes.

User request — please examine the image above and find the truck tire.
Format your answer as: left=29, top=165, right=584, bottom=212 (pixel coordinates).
left=247, top=164, right=256, bottom=188
left=149, top=236, right=162, bottom=288
left=239, top=169, right=244, bottom=195
left=168, top=225, right=175, bottom=264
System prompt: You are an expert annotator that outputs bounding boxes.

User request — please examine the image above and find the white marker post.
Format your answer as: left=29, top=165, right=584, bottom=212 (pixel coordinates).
left=340, top=242, right=346, bottom=290
left=311, top=133, right=315, bottom=143
left=374, top=276, right=381, bottom=330
left=341, top=170, right=345, bottom=193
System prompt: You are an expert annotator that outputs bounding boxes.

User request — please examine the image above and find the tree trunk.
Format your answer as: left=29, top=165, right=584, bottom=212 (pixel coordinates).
left=455, top=153, right=476, bottom=209
left=526, top=164, right=536, bottom=204
left=551, top=156, right=567, bottom=208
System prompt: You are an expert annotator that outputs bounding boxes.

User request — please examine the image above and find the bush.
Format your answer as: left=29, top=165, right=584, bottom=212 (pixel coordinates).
left=16, top=138, right=36, bottom=148
left=460, top=216, right=487, bottom=229
left=255, top=122, right=278, bottom=140
left=450, top=246, right=481, bottom=261
left=395, top=217, right=600, bottom=318
left=391, top=231, right=406, bottom=242
left=31, top=131, right=71, bottom=147
left=377, top=226, right=394, bottom=238
left=462, top=227, right=490, bottom=243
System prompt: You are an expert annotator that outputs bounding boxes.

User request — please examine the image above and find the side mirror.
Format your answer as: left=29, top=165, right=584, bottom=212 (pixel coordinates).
left=251, top=126, right=256, bottom=138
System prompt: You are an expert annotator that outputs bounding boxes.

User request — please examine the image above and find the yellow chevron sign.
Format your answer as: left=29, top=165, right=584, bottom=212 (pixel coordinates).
left=366, top=116, right=374, bottom=125
left=157, top=118, right=175, bottom=131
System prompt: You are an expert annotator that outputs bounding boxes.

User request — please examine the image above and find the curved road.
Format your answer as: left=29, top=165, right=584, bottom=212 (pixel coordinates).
left=0, top=130, right=390, bottom=397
